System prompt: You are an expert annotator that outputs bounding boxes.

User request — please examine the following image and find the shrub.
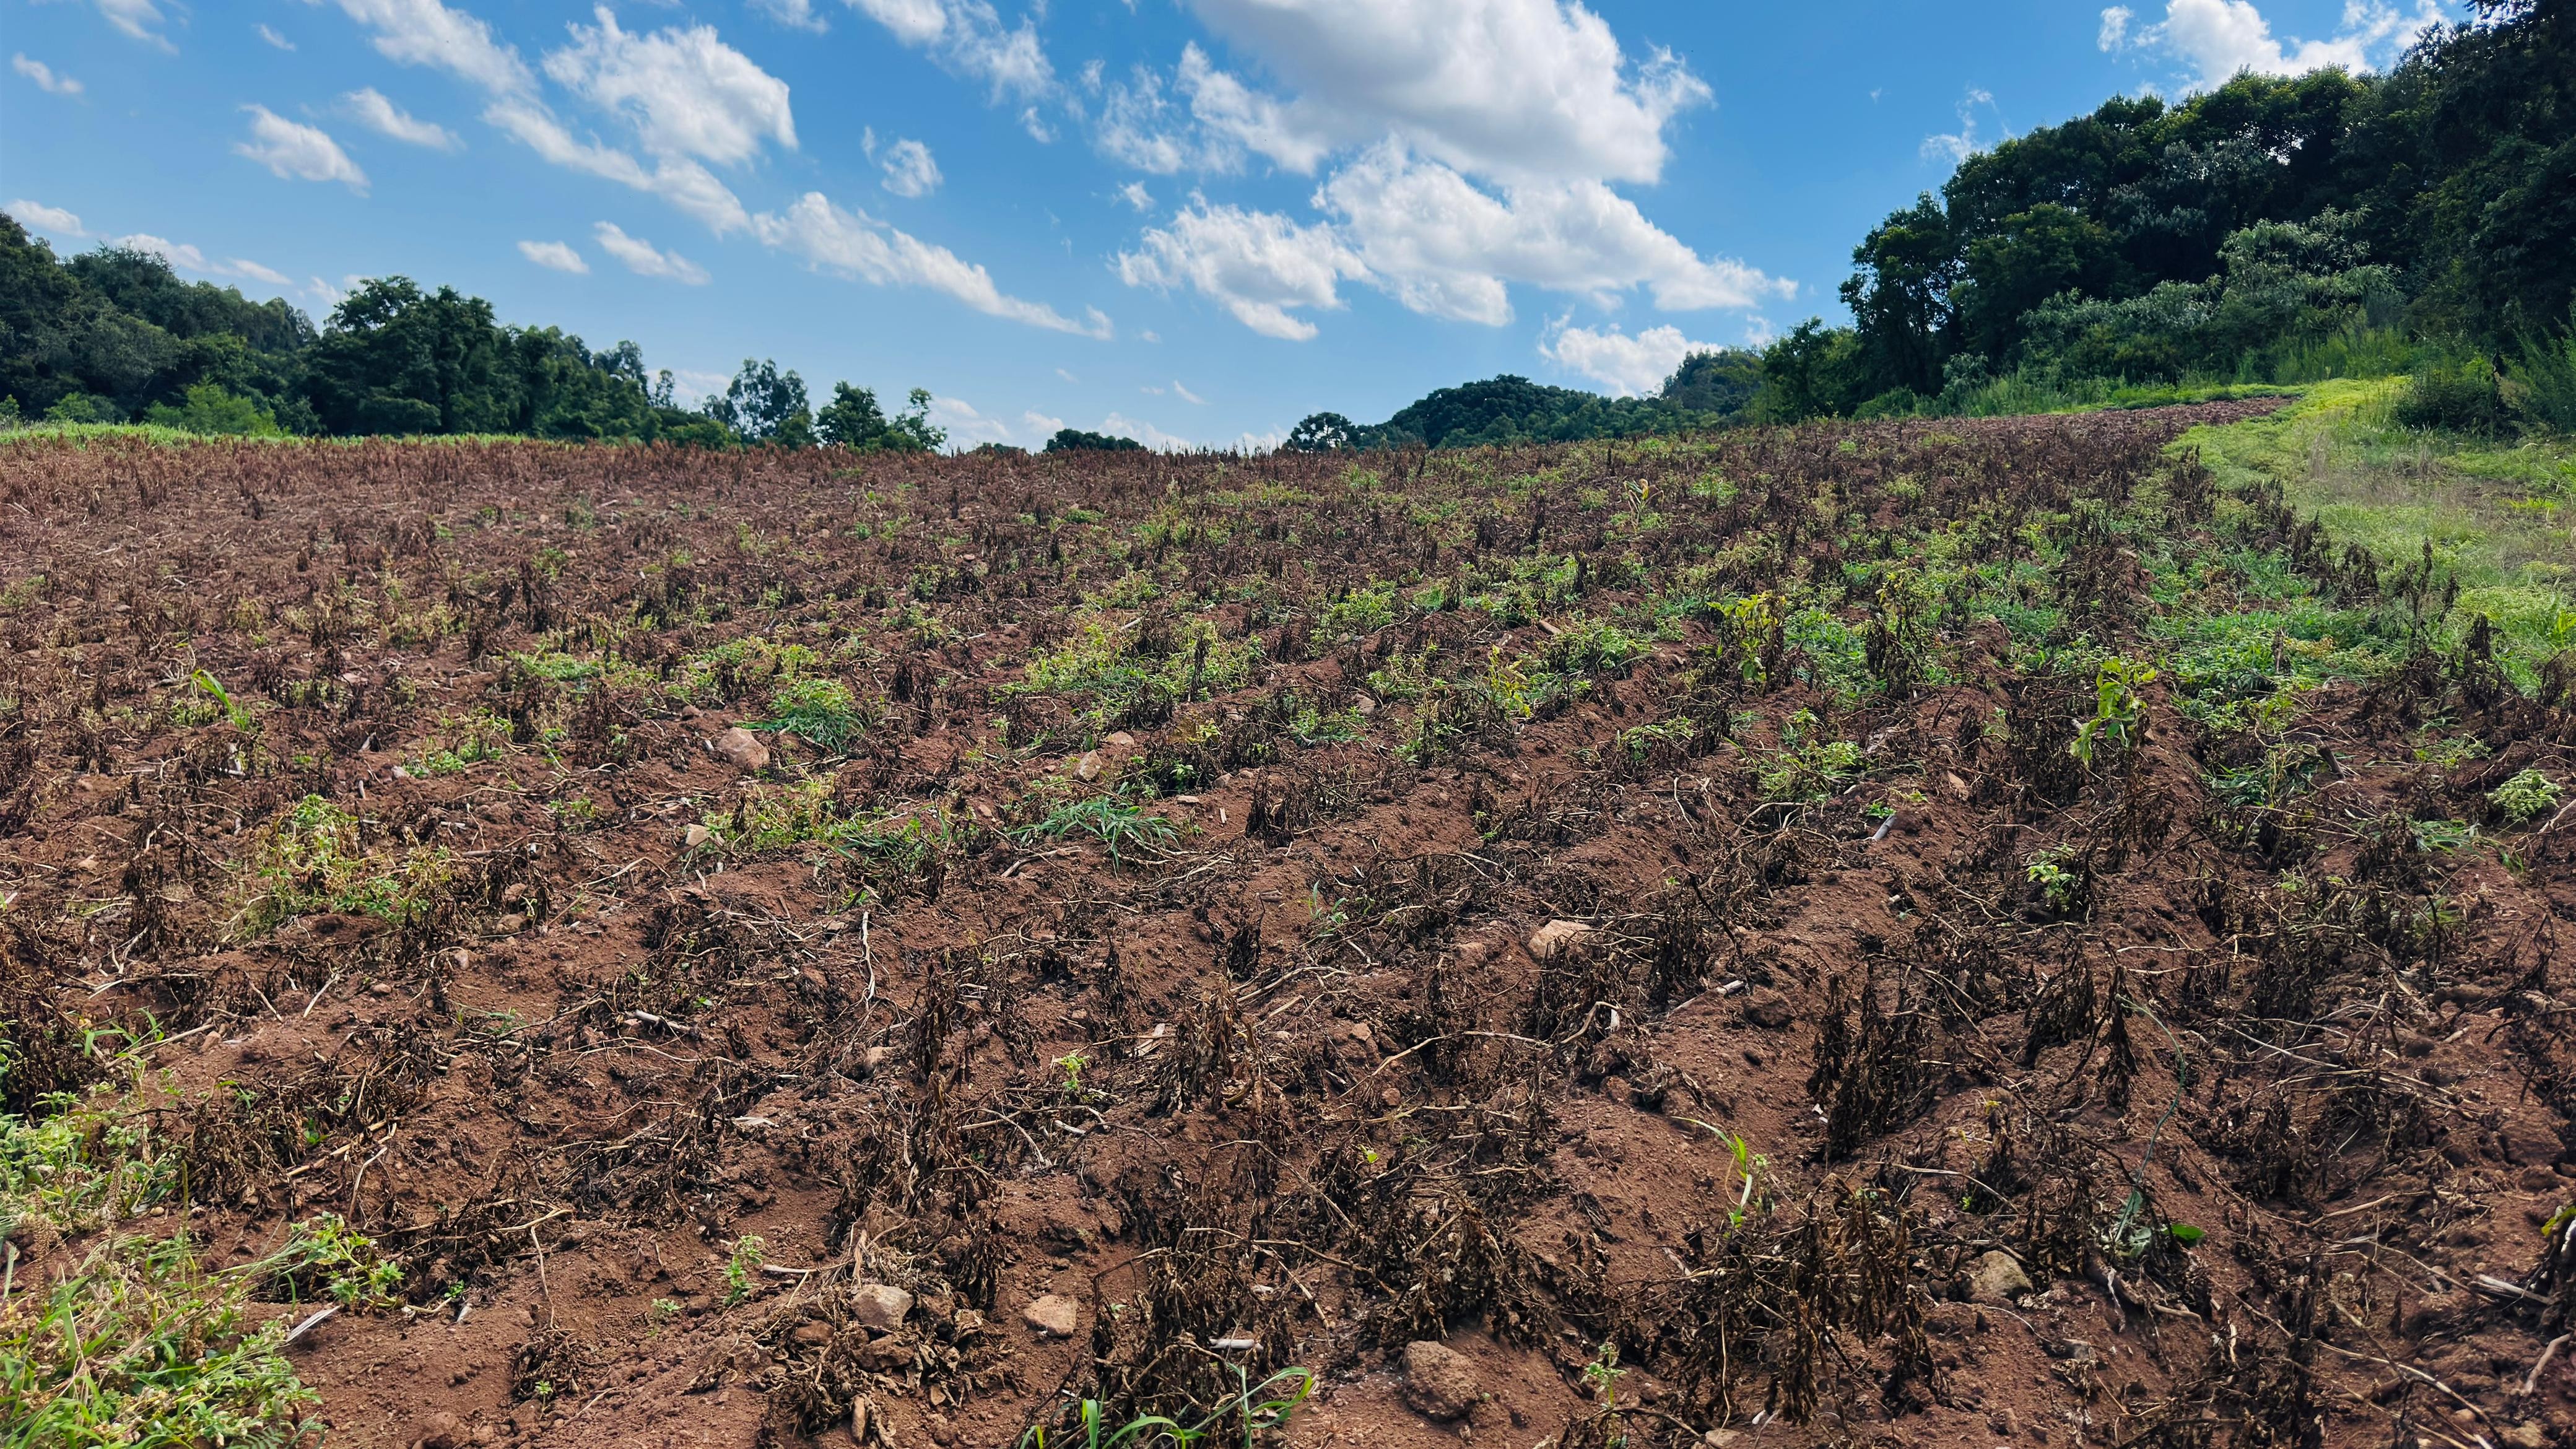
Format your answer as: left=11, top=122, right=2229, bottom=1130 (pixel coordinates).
left=2393, top=355, right=2510, bottom=435
left=2504, top=316, right=2576, bottom=436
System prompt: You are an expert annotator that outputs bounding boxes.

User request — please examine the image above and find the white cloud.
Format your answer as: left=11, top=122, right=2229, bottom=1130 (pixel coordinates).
left=321, top=0, right=534, bottom=95
left=1175, top=0, right=1707, bottom=185
left=754, top=0, right=829, bottom=33
left=1100, top=4, right=1786, bottom=339
left=485, top=99, right=749, bottom=233
left=1117, top=180, right=1155, bottom=212
left=1172, top=380, right=1205, bottom=404
left=1317, top=142, right=1790, bottom=324
left=113, top=233, right=207, bottom=270
left=1921, top=87, right=1997, bottom=166
left=319, top=0, right=765, bottom=234
left=518, top=238, right=589, bottom=272
left=235, top=107, right=370, bottom=192
left=12, top=54, right=83, bottom=96
left=2119, top=0, right=2446, bottom=89
left=668, top=368, right=733, bottom=405
left=756, top=191, right=1112, bottom=334
left=105, top=232, right=297, bottom=290
left=10, top=200, right=84, bottom=235
left=1115, top=197, right=1365, bottom=341
left=845, top=0, right=1052, bottom=102
left=1540, top=319, right=1715, bottom=396
left=925, top=395, right=1016, bottom=446
left=307, top=276, right=347, bottom=308
left=224, top=258, right=295, bottom=286
left=543, top=7, right=796, bottom=167
left=1025, top=408, right=1066, bottom=435
left=593, top=221, right=709, bottom=283
left=72, top=0, right=174, bottom=52
left=344, top=87, right=462, bottom=150
left=874, top=137, right=942, bottom=198
left=1096, top=411, right=1281, bottom=454
left=2098, top=6, right=2133, bottom=49
left=258, top=22, right=295, bottom=50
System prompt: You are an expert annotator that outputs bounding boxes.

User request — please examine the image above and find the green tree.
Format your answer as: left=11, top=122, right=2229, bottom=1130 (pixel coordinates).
left=1285, top=411, right=1356, bottom=451
left=708, top=358, right=813, bottom=447
left=299, top=279, right=516, bottom=435
left=1659, top=350, right=1764, bottom=417
left=816, top=383, right=947, bottom=451
left=1045, top=428, right=1145, bottom=453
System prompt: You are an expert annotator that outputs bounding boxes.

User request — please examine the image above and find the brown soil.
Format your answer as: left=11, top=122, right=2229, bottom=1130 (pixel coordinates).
left=2, top=406, right=2572, bottom=1449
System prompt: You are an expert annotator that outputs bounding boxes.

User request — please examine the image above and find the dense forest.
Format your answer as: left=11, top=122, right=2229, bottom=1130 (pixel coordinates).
left=0, top=214, right=944, bottom=451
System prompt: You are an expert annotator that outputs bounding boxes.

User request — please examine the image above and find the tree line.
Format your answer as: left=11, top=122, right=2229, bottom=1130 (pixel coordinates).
left=1291, top=0, right=2572, bottom=450
left=0, top=214, right=945, bottom=451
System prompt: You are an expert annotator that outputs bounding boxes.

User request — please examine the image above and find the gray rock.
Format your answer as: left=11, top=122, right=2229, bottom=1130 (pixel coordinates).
left=1969, top=1250, right=2032, bottom=1305
left=1399, top=1339, right=1481, bottom=1421
left=851, top=1283, right=913, bottom=1334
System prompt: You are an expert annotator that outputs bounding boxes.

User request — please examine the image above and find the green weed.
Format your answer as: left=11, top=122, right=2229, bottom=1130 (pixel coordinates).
left=2492, top=768, right=2562, bottom=824
left=235, top=796, right=453, bottom=937
left=1014, top=797, right=1178, bottom=866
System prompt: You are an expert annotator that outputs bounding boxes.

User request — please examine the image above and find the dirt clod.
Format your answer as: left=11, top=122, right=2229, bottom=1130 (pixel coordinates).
left=1022, top=1294, right=1078, bottom=1338
left=1399, top=1340, right=1481, bottom=1421
left=1526, top=919, right=1593, bottom=959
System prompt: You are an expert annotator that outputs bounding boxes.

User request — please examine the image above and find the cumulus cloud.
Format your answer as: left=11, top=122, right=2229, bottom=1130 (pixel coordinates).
left=518, top=238, right=589, bottom=272
left=235, top=107, right=370, bottom=192
left=844, top=0, right=1052, bottom=102
left=593, top=221, right=709, bottom=283
left=1118, top=181, right=1155, bottom=212
left=2112, top=0, right=2446, bottom=89
left=1172, top=0, right=1708, bottom=185
left=869, top=134, right=942, bottom=197
left=754, top=0, right=829, bottom=33
left=1318, top=143, right=1790, bottom=324
left=1541, top=319, right=1718, bottom=396
left=12, top=54, right=84, bottom=96
left=258, top=23, right=294, bottom=49
left=1099, top=2, right=1785, bottom=339
left=755, top=191, right=1112, bottom=334
left=1115, top=197, right=1367, bottom=341
left=485, top=99, right=749, bottom=233
left=2098, top=6, right=2133, bottom=49
left=344, top=88, right=462, bottom=150
left=8, top=199, right=84, bottom=235
left=321, top=0, right=534, bottom=95
left=543, top=7, right=796, bottom=167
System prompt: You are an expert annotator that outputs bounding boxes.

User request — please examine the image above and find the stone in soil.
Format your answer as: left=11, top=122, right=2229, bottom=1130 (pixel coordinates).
left=1399, top=1339, right=1482, bottom=1421
left=1024, top=1294, right=1079, bottom=1338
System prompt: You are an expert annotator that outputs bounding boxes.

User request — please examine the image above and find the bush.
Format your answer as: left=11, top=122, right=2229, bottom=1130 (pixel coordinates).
left=144, top=383, right=285, bottom=437
left=2504, top=317, right=2576, bottom=436
left=2394, top=355, right=2510, bottom=435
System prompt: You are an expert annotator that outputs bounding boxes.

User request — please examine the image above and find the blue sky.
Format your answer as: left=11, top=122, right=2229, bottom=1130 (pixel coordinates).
left=4, top=0, right=2456, bottom=448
